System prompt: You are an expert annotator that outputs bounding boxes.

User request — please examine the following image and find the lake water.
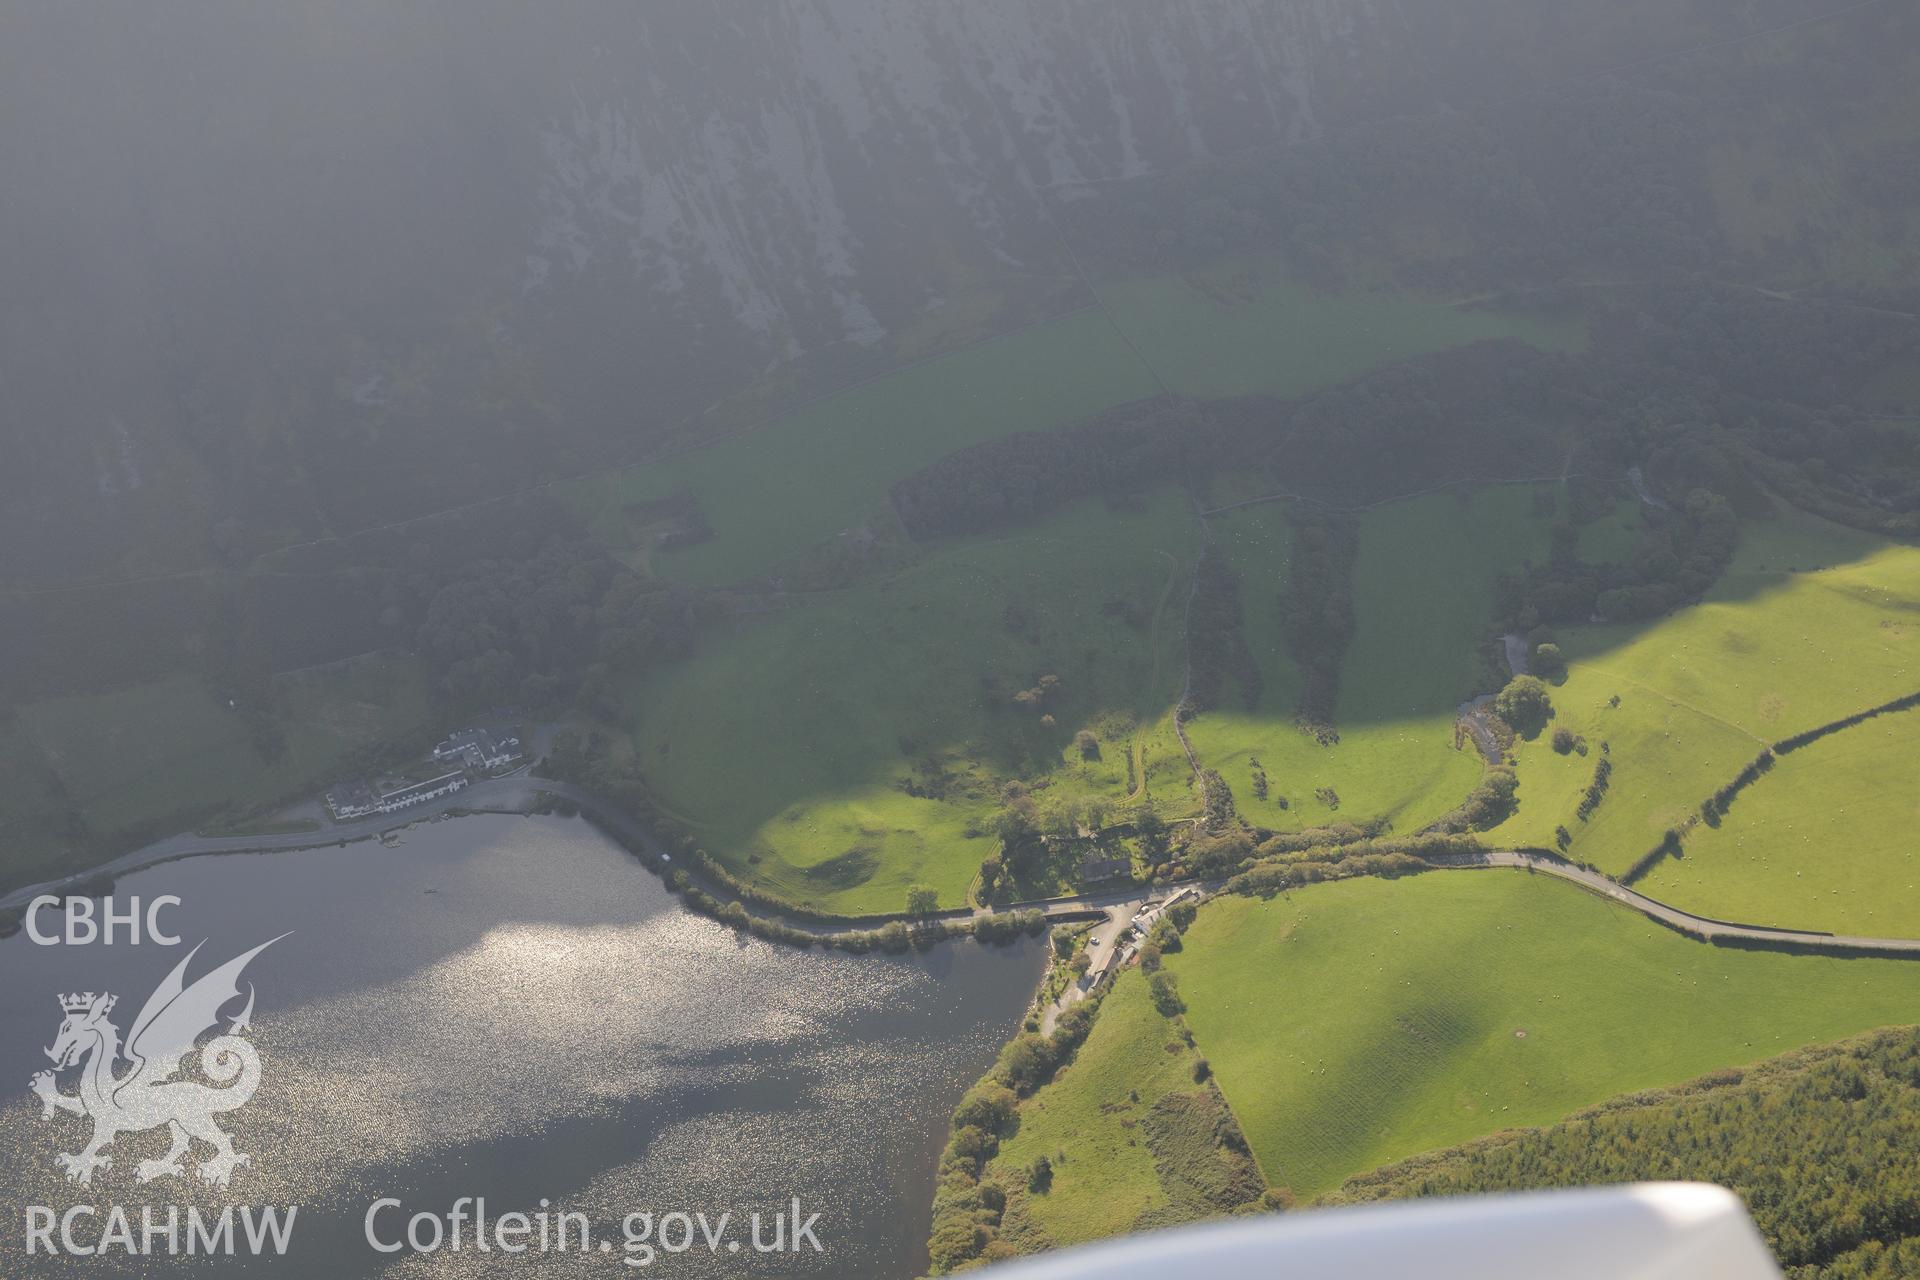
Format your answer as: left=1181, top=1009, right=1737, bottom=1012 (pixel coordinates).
left=0, top=815, right=1045, bottom=1277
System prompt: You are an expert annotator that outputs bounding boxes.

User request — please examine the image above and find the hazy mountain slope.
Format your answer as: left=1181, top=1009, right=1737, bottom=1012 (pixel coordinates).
left=0, top=0, right=1902, bottom=583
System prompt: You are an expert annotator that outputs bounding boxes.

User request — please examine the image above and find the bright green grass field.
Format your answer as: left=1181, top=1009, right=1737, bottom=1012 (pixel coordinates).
left=1494, top=504, right=1920, bottom=874
left=1642, top=706, right=1920, bottom=937
left=1181, top=486, right=1559, bottom=834
left=625, top=493, right=1201, bottom=915
left=1095, top=256, right=1587, bottom=401
left=1171, top=872, right=1920, bottom=1201
left=988, top=969, right=1204, bottom=1247
left=14, top=654, right=430, bottom=843
left=565, top=257, right=1582, bottom=591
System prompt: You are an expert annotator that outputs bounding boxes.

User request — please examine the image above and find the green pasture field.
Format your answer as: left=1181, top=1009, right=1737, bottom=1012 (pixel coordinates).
left=1094, top=255, right=1587, bottom=400
left=560, top=308, right=1159, bottom=588
left=623, top=492, right=1201, bottom=915
left=1493, top=504, right=1920, bottom=874
left=1641, top=705, right=1920, bottom=937
left=1170, top=872, right=1920, bottom=1201
left=1179, top=486, right=1560, bottom=835
left=11, top=653, right=430, bottom=860
left=562, top=257, right=1584, bottom=591
left=986, top=969, right=1206, bottom=1248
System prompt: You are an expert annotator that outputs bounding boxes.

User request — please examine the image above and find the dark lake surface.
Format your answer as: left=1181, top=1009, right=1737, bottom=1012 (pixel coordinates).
left=0, top=815, right=1045, bottom=1277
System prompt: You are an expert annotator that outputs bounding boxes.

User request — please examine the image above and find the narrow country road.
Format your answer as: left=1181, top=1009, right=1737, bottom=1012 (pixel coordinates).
left=0, top=772, right=563, bottom=911
left=1428, top=849, right=1920, bottom=956
left=2, top=773, right=1158, bottom=932
left=12, top=783, right=1920, bottom=961
left=1, top=722, right=582, bottom=910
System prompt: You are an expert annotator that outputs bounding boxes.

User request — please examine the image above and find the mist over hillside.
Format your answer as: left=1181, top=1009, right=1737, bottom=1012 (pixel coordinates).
left=6, top=15, right=1920, bottom=1274
left=3, top=0, right=1894, bottom=581
left=4, top=0, right=1918, bottom=895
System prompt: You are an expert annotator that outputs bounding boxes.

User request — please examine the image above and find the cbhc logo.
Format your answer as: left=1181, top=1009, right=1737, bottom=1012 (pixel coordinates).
left=25, top=895, right=183, bottom=946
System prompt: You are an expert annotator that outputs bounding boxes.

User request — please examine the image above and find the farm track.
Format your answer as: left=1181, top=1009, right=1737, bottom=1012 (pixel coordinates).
left=1143, top=548, right=1184, bottom=701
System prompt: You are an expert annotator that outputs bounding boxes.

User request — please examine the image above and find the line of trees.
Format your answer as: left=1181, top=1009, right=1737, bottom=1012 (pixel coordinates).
left=1775, top=690, right=1920, bottom=755
left=889, top=339, right=1601, bottom=559
left=1499, top=487, right=1741, bottom=632
left=1619, top=692, right=1920, bottom=881
left=1703, top=750, right=1776, bottom=826
left=888, top=399, right=1204, bottom=541
left=927, top=998, right=1105, bottom=1272
left=1429, top=767, right=1521, bottom=835
left=1279, top=511, right=1357, bottom=739
left=1186, top=547, right=1261, bottom=714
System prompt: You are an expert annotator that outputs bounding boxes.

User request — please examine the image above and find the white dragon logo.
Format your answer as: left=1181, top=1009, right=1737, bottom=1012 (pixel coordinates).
left=28, top=936, right=285, bottom=1186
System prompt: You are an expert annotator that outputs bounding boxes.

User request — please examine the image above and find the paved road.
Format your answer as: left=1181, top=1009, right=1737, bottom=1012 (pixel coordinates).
left=1431, top=849, right=1920, bottom=956
left=1502, top=633, right=1530, bottom=677
left=0, top=773, right=558, bottom=912
left=1, top=773, right=1170, bottom=933
left=13, top=781, right=1920, bottom=961
left=1, top=722, right=582, bottom=911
